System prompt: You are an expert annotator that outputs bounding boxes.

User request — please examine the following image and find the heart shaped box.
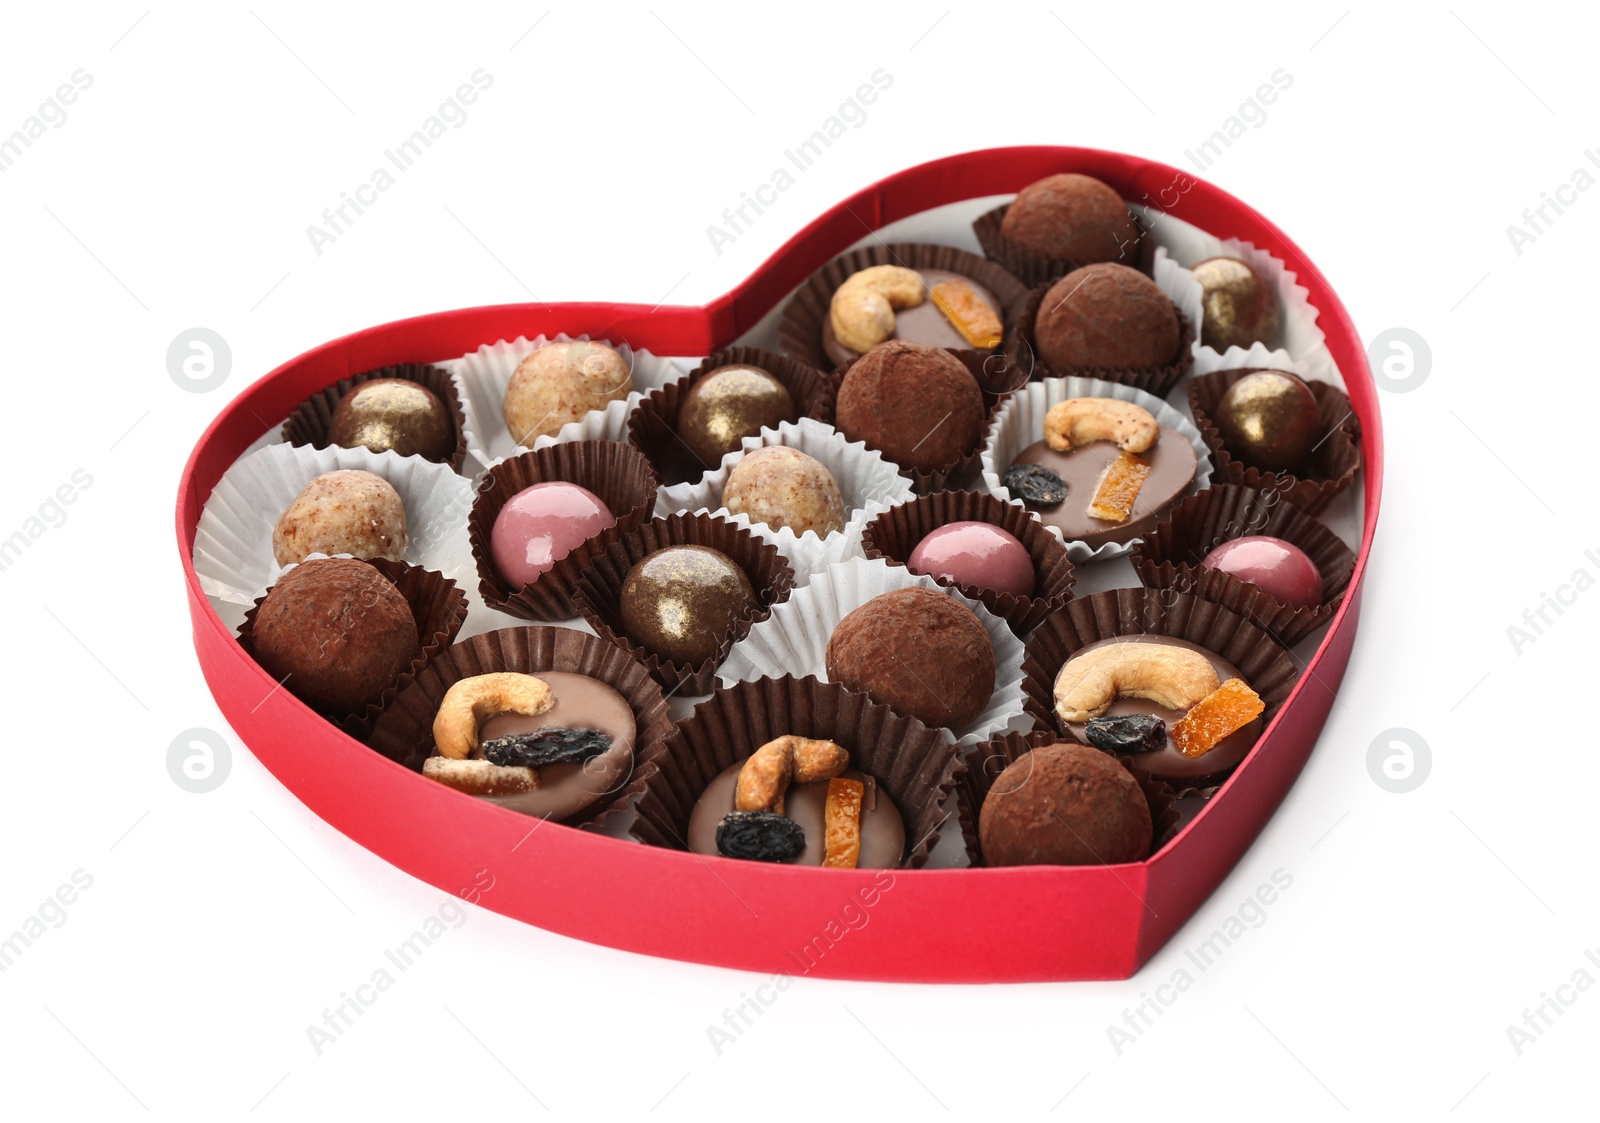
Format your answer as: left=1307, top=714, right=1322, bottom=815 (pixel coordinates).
left=176, top=147, right=1381, bottom=982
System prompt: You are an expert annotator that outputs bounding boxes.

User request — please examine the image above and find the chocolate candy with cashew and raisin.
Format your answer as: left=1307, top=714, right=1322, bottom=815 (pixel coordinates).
left=688, top=736, right=905, bottom=868
left=422, top=671, right=636, bottom=823
left=1053, top=637, right=1263, bottom=784
left=1008, top=397, right=1195, bottom=548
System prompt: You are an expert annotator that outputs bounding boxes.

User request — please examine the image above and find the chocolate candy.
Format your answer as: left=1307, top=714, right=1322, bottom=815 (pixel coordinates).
left=490, top=481, right=615, bottom=588
left=1214, top=370, right=1321, bottom=473
left=471, top=671, right=638, bottom=823
left=619, top=545, right=757, bottom=666
left=689, top=762, right=905, bottom=868
left=823, top=268, right=1005, bottom=367
left=834, top=341, right=985, bottom=473
left=1057, top=636, right=1263, bottom=784
left=1202, top=535, right=1323, bottom=609
left=1033, top=263, right=1180, bottom=372
left=328, top=378, right=455, bottom=461
left=907, top=521, right=1035, bottom=597
left=1000, top=174, right=1141, bottom=265
left=503, top=341, right=632, bottom=447
left=1010, top=428, right=1196, bottom=548
left=826, top=587, right=994, bottom=731
left=676, top=365, right=798, bottom=468
left=1002, top=463, right=1067, bottom=510
left=723, top=446, right=845, bottom=537
left=273, top=470, right=407, bottom=567
left=1191, top=257, right=1280, bottom=352
left=250, top=558, right=419, bottom=714
left=979, top=743, right=1151, bottom=866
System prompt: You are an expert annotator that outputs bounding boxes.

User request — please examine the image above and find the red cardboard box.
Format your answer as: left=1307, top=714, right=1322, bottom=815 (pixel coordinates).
left=175, top=147, right=1381, bottom=982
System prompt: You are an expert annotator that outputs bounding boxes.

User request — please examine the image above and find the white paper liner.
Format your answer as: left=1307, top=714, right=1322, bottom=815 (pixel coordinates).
left=193, top=442, right=477, bottom=605
left=652, top=417, right=914, bottom=585
left=1151, top=246, right=1205, bottom=343
left=451, top=334, right=687, bottom=471
left=1191, top=342, right=1320, bottom=382
left=718, top=557, right=1030, bottom=747
left=1133, top=210, right=1340, bottom=386
left=979, top=376, right=1214, bottom=564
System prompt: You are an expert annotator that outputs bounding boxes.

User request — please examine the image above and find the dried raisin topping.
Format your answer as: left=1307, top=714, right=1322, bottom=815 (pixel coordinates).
left=1084, top=713, right=1167, bottom=754
left=1003, top=463, right=1067, bottom=510
left=481, top=727, right=613, bottom=768
left=716, top=810, right=807, bottom=862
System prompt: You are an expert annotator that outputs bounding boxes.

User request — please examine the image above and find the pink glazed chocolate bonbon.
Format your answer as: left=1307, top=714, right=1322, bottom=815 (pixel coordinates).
left=490, top=481, right=616, bottom=588
left=907, top=521, right=1035, bottom=598
left=1202, top=535, right=1322, bottom=609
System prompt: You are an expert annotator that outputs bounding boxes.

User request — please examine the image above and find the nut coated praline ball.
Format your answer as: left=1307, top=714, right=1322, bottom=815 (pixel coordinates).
left=503, top=341, right=632, bottom=447
left=1191, top=257, right=1280, bottom=352
left=250, top=557, right=420, bottom=714
left=1000, top=174, right=1141, bottom=265
left=1215, top=370, right=1321, bottom=473
left=723, top=446, right=845, bottom=537
left=1033, top=263, right=1180, bottom=372
left=834, top=341, right=984, bottom=473
left=272, top=469, right=408, bottom=567
left=676, top=365, right=798, bottom=468
left=826, top=587, right=995, bottom=731
left=979, top=743, right=1151, bottom=866
left=619, top=546, right=757, bottom=666
left=329, top=379, right=455, bottom=461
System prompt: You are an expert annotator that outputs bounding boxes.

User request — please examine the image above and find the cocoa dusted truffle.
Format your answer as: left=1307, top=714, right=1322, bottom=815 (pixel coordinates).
left=1033, top=263, right=1181, bottom=372
left=826, top=587, right=994, bottom=731
left=978, top=743, right=1151, bottom=866
left=273, top=470, right=408, bottom=567
left=619, top=545, right=757, bottom=666
left=503, top=341, right=632, bottom=447
left=723, top=446, right=845, bottom=537
left=250, top=557, right=420, bottom=714
left=1000, top=174, right=1141, bottom=266
left=834, top=341, right=984, bottom=473
left=329, top=378, right=455, bottom=461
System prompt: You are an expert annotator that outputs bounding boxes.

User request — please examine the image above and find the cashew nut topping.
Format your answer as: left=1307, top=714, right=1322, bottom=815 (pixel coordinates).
left=1053, top=642, right=1220, bottom=724
left=1044, top=398, right=1159, bottom=454
left=432, top=672, right=555, bottom=760
left=734, top=735, right=851, bottom=815
left=423, top=756, right=540, bottom=794
left=829, top=266, right=927, bottom=353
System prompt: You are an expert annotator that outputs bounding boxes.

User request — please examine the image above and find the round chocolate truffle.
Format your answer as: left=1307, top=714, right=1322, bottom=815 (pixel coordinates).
left=328, top=378, right=455, bottom=461
left=1000, top=174, right=1141, bottom=265
left=503, top=341, right=632, bottom=447
left=1203, top=535, right=1322, bottom=609
left=723, top=446, right=846, bottom=538
left=1191, top=257, right=1280, bottom=352
left=273, top=470, right=408, bottom=567
left=979, top=743, right=1151, bottom=866
left=834, top=341, right=985, bottom=473
left=1214, top=370, right=1320, bottom=473
left=1033, top=263, right=1181, bottom=373
left=826, top=587, right=995, bottom=731
left=250, top=557, right=420, bottom=714
left=619, top=545, right=757, bottom=666
left=676, top=365, right=797, bottom=468
left=490, top=481, right=615, bottom=588
left=907, top=521, right=1035, bottom=597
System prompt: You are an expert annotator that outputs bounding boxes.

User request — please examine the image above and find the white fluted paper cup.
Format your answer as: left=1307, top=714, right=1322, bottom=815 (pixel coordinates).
left=193, top=442, right=476, bottom=605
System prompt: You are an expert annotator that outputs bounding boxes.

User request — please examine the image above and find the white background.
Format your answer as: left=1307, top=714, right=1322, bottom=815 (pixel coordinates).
left=1, top=2, right=1593, bottom=1118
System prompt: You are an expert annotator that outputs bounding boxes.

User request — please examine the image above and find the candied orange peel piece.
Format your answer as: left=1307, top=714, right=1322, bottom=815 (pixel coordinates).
left=1170, top=678, right=1264, bottom=758
left=823, top=777, right=865, bottom=869
left=931, top=280, right=1004, bottom=349
left=1086, top=450, right=1151, bottom=522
